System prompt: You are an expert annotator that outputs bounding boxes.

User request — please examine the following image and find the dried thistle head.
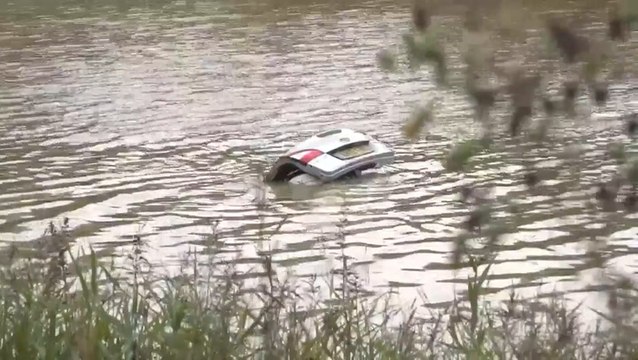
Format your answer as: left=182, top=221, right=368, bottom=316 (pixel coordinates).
left=470, top=93, right=497, bottom=125
left=466, top=68, right=498, bottom=120
left=402, top=101, right=434, bottom=141
left=545, top=17, right=590, bottom=64
left=459, top=185, right=474, bottom=203
left=626, top=157, right=638, bottom=187
left=444, top=139, right=485, bottom=172
left=510, top=105, right=532, bottom=137
left=609, top=142, right=626, bottom=163
left=595, top=181, right=619, bottom=210
left=508, top=71, right=541, bottom=108
left=627, top=114, right=637, bottom=137
left=462, top=30, right=496, bottom=72
left=451, top=234, right=468, bottom=268
left=623, top=190, right=637, bottom=211
left=494, top=0, right=530, bottom=39
left=376, top=48, right=397, bottom=72
left=563, top=78, right=580, bottom=113
left=464, top=205, right=492, bottom=233
left=583, top=44, right=611, bottom=84
left=463, top=0, right=483, bottom=32
left=608, top=2, right=630, bottom=41
left=412, top=0, right=430, bottom=32
left=403, top=30, right=447, bottom=83
left=542, top=96, right=557, bottom=116
left=564, top=80, right=579, bottom=101
left=523, top=169, right=540, bottom=188
left=591, top=81, right=609, bottom=106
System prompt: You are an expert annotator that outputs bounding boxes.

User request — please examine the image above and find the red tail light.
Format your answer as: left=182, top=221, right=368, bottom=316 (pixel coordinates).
left=299, top=149, right=323, bottom=165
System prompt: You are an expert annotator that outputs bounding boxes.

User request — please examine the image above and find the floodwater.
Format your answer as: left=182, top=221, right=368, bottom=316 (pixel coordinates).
left=1, top=0, right=638, bottom=311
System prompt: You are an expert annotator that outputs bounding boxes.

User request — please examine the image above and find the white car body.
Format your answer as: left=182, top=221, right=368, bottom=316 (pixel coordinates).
left=265, top=128, right=394, bottom=184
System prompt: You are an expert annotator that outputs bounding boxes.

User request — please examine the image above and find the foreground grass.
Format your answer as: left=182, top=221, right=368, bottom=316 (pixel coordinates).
left=0, top=221, right=637, bottom=360
left=1, top=0, right=638, bottom=359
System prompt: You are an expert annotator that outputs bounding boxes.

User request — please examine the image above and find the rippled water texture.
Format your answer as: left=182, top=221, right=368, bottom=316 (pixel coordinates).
left=1, top=0, right=638, bottom=310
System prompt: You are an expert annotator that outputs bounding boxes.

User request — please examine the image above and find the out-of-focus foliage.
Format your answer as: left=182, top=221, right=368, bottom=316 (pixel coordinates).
left=402, top=100, right=435, bottom=141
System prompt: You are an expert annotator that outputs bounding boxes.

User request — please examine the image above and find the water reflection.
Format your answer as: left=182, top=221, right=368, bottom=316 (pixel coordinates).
left=0, top=0, right=637, bottom=312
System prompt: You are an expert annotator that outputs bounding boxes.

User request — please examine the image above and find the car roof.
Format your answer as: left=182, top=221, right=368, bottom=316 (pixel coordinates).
left=286, top=128, right=369, bottom=155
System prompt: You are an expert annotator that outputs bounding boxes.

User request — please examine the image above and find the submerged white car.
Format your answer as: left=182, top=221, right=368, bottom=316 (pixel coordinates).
left=264, top=128, right=395, bottom=185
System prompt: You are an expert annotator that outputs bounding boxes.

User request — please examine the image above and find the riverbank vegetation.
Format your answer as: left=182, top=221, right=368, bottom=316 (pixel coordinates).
left=1, top=219, right=638, bottom=360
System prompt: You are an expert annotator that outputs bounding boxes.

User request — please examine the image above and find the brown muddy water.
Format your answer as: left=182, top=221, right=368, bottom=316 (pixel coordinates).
left=1, top=0, right=638, bottom=314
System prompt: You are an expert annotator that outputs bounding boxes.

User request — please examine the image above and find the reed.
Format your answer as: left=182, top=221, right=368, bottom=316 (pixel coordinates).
left=1, top=219, right=637, bottom=360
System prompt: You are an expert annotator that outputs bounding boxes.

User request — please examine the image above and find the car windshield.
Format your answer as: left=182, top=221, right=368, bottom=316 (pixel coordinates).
left=330, top=142, right=374, bottom=160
